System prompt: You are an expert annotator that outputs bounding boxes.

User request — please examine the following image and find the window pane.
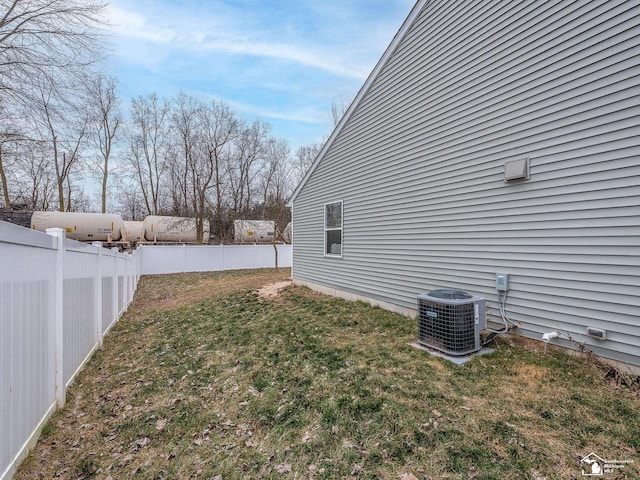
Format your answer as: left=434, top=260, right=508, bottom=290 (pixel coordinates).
left=325, top=229, right=342, bottom=255
left=325, top=202, right=342, bottom=228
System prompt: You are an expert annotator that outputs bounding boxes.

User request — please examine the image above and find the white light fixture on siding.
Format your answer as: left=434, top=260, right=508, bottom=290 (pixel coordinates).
left=504, top=157, right=530, bottom=181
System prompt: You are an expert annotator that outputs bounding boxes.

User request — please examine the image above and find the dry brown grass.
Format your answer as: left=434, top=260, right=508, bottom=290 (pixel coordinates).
left=131, top=269, right=291, bottom=313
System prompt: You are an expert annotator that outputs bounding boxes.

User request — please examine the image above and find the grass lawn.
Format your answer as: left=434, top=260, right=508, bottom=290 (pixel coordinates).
left=16, top=269, right=639, bottom=480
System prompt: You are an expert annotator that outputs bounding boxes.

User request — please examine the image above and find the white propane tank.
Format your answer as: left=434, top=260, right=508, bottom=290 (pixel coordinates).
left=281, top=222, right=292, bottom=244
left=142, top=215, right=210, bottom=243
left=123, top=220, right=145, bottom=244
left=233, top=220, right=276, bottom=243
left=31, top=211, right=124, bottom=242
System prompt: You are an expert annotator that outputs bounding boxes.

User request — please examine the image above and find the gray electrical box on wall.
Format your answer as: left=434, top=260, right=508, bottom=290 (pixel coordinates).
left=496, top=273, right=509, bottom=291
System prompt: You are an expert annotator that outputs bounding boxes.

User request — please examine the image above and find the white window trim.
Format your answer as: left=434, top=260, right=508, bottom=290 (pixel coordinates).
left=324, top=200, right=343, bottom=258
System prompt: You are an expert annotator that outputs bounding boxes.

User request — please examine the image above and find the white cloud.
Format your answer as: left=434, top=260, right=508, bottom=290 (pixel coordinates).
left=104, top=0, right=412, bottom=148
left=200, top=38, right=368, bottom=80
left=192, top=93, right=327, bottom=125
left=106, top=4, right=171, bottom=44
left=106, top=2, right=374, bottom=80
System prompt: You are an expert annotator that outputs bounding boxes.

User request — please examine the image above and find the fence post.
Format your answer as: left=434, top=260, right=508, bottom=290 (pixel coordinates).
left=135, top=249, right=140, bottom=287
left=127, top=254, right=133, bottom=307
left=111, top=248, right=119, bottom=320
left=46, top=228, right=66, bottom=408
left=92, top=242, right=104, bottom=348
left=131, top=250, right=137, bottom=290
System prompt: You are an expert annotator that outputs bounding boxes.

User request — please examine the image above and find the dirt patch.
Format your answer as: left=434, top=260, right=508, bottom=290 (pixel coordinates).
left=256, top=280, right=292, bottom=299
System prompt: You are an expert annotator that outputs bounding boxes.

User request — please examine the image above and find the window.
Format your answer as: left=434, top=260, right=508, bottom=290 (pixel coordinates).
left=324, top=201, right=343, bottom=257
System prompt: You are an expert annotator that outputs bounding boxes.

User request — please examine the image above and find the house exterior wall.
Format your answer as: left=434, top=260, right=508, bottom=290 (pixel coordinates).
left=291, top=0, right=640, bottom=367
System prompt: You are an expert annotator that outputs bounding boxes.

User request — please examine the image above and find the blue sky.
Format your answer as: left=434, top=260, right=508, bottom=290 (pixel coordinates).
left=104, top=0, right=416, bottom=152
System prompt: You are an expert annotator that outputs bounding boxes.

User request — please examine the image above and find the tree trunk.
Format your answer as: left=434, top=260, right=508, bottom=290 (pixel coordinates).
left=0, top=144, right=11, bottom=208
left=65, top=176, right=72, bottom=212
left=101, top=154, right=108, bottom=213
left=57, top=151, right=65, bottom=212
left=272, top=225, right=279, bottom=272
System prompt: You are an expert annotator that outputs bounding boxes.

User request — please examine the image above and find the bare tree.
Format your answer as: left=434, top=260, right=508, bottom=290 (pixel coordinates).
left=111, top=170, right=147, bottom=220
left=128, top=93, right=170, bottom=215
left=13, top=138, right=57, bottom=210
left=198, top=99, right=238, bottom=243
left=0, top=0, right=106, bottom=109
left=0, top=142, right=9, bottom=207
left=63, top=175, right=91, bottom=212
left=0, top=97, right=27, bottom=208
left=0, top=101, right=59, bottom=210
left=167, top=93, right=242, bottom=244
left=0, top=1, right=106, bottom=211
left=257, top=138, right=292, bottom=271
left=259, top=137, right=290, bottom=218
left=292, top=142, right=321, bottom=186
left=287, top=98, right=345, bottom=191
left=228, top=119, right=270, bottom=216
left=168, top=91, right=200, bottom=217
left=88, top=73, right=121, bottom=213
left=0, top=132, right=21, bottom=208
left=33, top=74, right=90, bottom=211
left=331, top=96, right=353, bottom=127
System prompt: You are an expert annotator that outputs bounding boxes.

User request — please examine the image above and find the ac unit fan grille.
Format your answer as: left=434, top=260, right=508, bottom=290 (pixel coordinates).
left=417, top=291, right=486, bottom=356
left=418, top=301, right=476, bottom=354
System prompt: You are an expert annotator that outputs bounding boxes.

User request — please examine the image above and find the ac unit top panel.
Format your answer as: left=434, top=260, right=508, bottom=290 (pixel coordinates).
left=418, top=290, right=484, bottom=306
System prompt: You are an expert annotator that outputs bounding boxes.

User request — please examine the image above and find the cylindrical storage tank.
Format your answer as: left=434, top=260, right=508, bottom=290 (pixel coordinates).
left=233, top=220, right=276, bottom=243
left=142, top=216, right=210, bottom=243
left=281, top=222, right=292, bottom=244
left=123, top=220, right=145, bottom=244
left=31, top=211, right=124, bottom=242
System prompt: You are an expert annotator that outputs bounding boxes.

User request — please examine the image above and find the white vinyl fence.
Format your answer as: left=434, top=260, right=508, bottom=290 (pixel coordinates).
left=1, top=223, right=292, bottom=480
left=0, top=223, right=140, bottom=480
left=139, top=243, right=291, bottom=275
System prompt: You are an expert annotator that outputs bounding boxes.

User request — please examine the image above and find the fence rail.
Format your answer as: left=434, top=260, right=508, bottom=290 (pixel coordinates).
left=0, top=222, right=292, bottom=480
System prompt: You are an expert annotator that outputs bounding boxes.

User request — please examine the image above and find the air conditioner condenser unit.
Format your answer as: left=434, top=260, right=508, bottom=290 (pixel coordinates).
left=417, top=289, right=486, bottom=356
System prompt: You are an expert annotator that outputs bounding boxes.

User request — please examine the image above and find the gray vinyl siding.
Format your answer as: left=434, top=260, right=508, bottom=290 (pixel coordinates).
left=292, top=0, right=640, bottom=367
